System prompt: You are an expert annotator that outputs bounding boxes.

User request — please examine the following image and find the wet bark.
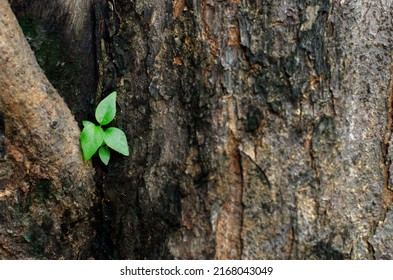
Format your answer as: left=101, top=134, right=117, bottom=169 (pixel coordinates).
left=3, top=0, right=393, bottom=259
left=0, top=0, right=95, bottom=259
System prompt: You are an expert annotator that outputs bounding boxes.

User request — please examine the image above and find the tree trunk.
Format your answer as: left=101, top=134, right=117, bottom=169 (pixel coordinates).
left=0, top=0, right=95, bottom=259
left=9, top=0, right=96, bottom=123
left=96, top=0, right=393, bottom=259
left=3, top=0, right=393, bottom=260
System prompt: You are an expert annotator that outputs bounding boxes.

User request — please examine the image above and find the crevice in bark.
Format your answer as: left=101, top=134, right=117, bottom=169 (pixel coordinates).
left=286, top=224, right=295, bottom=259
left=238, top=147, right=245, bottom=259
left=306, top=123, right=319, bottom=186
left=366, top=227, right=376, bottom=260
left=89, top=164, right=111, bottom=259
left=88, top=0, right=134, bottom=259
left=240, top=151, right=271, bottom=189
left=381, top=60, right=393, bottom=220
left=93, top=0, right=120, bottom=102
left=0, top=113, right=5, bottom=161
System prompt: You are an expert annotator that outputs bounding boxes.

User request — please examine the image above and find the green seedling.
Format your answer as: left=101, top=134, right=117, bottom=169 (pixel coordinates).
left=80, top=91, right=129, bottom=165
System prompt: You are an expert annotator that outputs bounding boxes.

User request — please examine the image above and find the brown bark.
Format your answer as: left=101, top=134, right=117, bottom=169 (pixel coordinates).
left=3, top=0, right=393, bottom=260
left=0, top=0, right=95, bottom=259
left=96, top=0, right=393, bottom=259
left=9, top=0, right=96, bottom=123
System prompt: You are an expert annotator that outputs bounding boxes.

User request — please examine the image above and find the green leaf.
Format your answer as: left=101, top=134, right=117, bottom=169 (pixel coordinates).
left=80, top=125, right=105, bottom=161
left=98, top=146, right=110, bottom=165
left=104, top=127, right=129, bottom=156
left=82, top=120, right=95, bottom=127
left=95, top=91, right=117, bottom=125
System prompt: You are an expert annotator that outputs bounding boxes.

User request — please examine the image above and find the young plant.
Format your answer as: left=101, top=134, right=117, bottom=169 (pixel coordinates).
left=80, top=91, right=129, bottom=165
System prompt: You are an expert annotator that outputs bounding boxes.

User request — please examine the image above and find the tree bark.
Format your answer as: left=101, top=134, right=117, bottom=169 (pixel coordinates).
left=95, top=0, right=393, bottom=259
left=0, top=0, right=95, bottom=259
left=9, top=0, right=96, bottom=123
left=3, top=0, right=393, bottom=260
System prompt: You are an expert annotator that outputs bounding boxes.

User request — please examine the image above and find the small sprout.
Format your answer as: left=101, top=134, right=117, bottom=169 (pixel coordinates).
left=80, top=91, right=130, bottom=165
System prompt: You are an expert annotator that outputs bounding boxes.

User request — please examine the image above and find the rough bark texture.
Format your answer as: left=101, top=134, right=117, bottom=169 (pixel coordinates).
left=94, top=0, right=393, bottom=259
left=0, top=0, right=95, bottom=259
left=4, top=0, right=393, bottom=260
